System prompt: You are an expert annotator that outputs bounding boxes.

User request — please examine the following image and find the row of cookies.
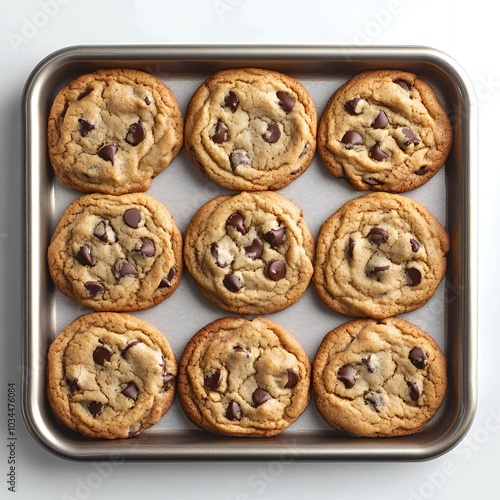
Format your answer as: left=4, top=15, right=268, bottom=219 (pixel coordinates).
left=47, top=313, right=446, bottom=439
left=47, top=67, right=452, bottom=196
left=47, top=190, right=449, bottom=319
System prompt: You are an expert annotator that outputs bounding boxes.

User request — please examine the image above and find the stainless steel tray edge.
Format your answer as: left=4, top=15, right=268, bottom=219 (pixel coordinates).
left=21, top=45, right=478, bottom=461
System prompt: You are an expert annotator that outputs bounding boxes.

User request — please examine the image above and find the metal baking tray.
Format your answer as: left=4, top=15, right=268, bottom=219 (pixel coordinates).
left=22, top=45, right=478, bottom=461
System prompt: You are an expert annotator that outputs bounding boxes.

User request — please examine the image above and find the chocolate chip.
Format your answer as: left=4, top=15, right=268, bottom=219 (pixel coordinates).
left=364, top=392, right=384, bottom=412
left=233, top=346, right=250, bottom=357
left=121, top=382, right=139, bottom=401
left=78, top=118, right=94, bottom=137
left=372, top=110, right=389, bottom=129
left=263, top=123, right=281, bottom=143
left=402, top=128, right=420, bottom=147
left=341, top=130, right=363, bottom=148
left=226, top=212, right=247, bottom=234
left=84, top=281, right=105, bottom=297
left=224, top=91, right=239, bottom=112
left=266, top=261, right=286, bottom=281
left=67, top=378, right=80, bottom=391
left=406, top=268, right=422, bottom=286
left=299, top=141, right=310, bottom=158
left=394, top=79, right=412, bottom=92
left=162, top=373, right=175, bottom=390
left=77, top=88, right=92, bottom=100
left=369, top=142, right=389, bottom=161
left=126, top=122, right=145, bottom=146
left=204, top=371, right=222, bottom=390
left=253, top=388, right=272, bottom=406
left=264, top=227, right=285, bottom=247
left=409, top=347, right=428, bottom=369
left=348, top=237, right=356, bottom=258
left=245, top=238, right=263, bottom=259
left=408, top=381, right=420, bottom=401
left=414, top=166, right=429, bottom=176
left=113, top=260, right=138, bottom=281
left=97, top=144, right=118, bottom=164
left=138, top=237, right=155, bottom=257
left=144, top=96, right=152, bottom=106
left=93, top=346, right=112, bottom=366
left=226, top=401, right=242, bottom=421
left=124, top=208, right=142, bottom=228
left=367, top=227, right=389, bottom=244
left=223, top=274, right=242, bottom=292
left=337, top=365, right=356, bottom=388
left=284, top=368, right=299, bottom=389
left=88, top=401, right=103, bottom=417
left=159, top=267, right=177, bottom=288
left=123, top=340, right=142, bottom=354
left=344, top=97, right=362, bottom=115
left=77, top=245, right=95, bottom=266
left=229, top=149, right=251, bottom=172
left=93, top=220, right=116, bottom=243
left=410, top=238, right=420, bottom=252
left=276, top=91, right=295, bottom=112
left=212, top=120, right=228, bottom=144
left=362, top=355, right=376, bottom=373
left=370, top=264, right=390, bottom=274
left=365, top=178, right=382, bottom=186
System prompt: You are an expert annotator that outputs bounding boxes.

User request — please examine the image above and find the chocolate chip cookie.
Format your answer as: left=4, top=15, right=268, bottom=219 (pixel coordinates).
left=184, top=67, right=317, bottom=191
left=47, top=68, right=183, bottom=194
left=312, top=317, right=447, bottom=437
left=178, top=316, right=311, bottom=437
left=318, top=70, right=452, bottom=192
left=48, top=193, right=182, bottom=311
left=183, top=191, right=314, bottom=315
left=313, top=192, right=449, bottom=318
left=47, top=312, right=177, bottom=439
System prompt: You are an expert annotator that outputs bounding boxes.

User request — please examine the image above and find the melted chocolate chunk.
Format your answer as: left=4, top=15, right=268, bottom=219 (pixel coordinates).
left=204, top=371, right=222, bottom=390
left=121, top=382, right=139, bottom=401
left=370, top=264, right=390, bottom=274
left=84, top=281, right=105, bottom=297
left=361, top=355, right=376, bottom=373
left=341, top=130, right=363, bottom=148
left=367, top=227, right=389, bottom=244
left=67, top=378, right=80, bottom=391
left=369, top=142, right=389, bottom=161
left=337, top=365, right=356, bottom=388
left=344, top=97, right=362, bottom=115
left=226, top=212, right=247, bottom=235
left=263, top=123, right=281, bottom=143
left=144, top=96, right=152, bottom=106
left=93, top=220, right=115, bottom=243
left=124, top=208, right=142, bottom=228
left=365, top=178, right=382, bottom=186
left=414, top=166, right=429, bottom=176
left=93, top=346, right=112, bottom=366
left=223, top=274, right=242, bottom=292
left=284, top=368, right=299, bottom=389
left=122, top=340, right=142, bottom=354
left=408, top=381, right=420, bottom=401
left=406, top=268, right=422, bottom=286
left=224, top=91, right=239, bottom=112
left=113, top=260, right=138, bottom=281
left=372, top=110, right=389, bottom=129
left=137, top=237, right=155, bottom=257
left=162, top=373, right=175, bottom=390
left=402, top=128, right=420, bottom=147
left=126, top=122, right=145, bottom=146
left=409, top=347, right=428, bottom=369
left=229, top=149, right=251, bottom=172
left=77, top=245, right=95, bottom=266
left=88, top=401, right=103, bottom=417
left=159, top=267, right=177, bottom=288
left=276, top=91, right=295, bottom=112
left=394, top=79, right=413, bottom=92
left=244, top=238, right=263, bottom=260
left=266, top=261, right=286, bottom=281
left=253, top=388, right=272, bottom=407
left=77, top=88, right=93, bottom=100
left=364, top=392, right=384, bottom=412
left=410, top=238, right=420, bottom=252
left=97, top=144, right=118, bottom=164
left=348, top=237, right=356, bottom=258
left=226, top=401, right=242, bottom=421
left=264, top=227, right=285, bottom=247
left=78, top=118, right=95, bottom=137
left=212, top=120, right=229, bottom=144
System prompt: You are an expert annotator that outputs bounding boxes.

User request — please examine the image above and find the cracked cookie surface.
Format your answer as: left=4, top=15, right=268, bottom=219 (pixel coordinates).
left=184, top=67, right=317, bottom=191
left=183, top=191, right=314, bottom=315
left=318, top=70, right=452, bottom=192
left=178, top=316, right=311, bottom=437
left=47, top=312, right=177, bottom=439
left=312, top=317, right=447, bottom=437
left=47, top=68, right=183, bottom=194
left=313, top=192, right=449, bottom=318
left=48, top=193, right=183, bottom=311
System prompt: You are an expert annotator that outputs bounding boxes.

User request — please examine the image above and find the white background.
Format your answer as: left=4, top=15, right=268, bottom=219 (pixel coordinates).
left=0, top=0, right=497, bottom=499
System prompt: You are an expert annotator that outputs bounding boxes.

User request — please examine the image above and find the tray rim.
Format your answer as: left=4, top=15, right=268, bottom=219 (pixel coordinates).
left=21, top=44, right=478, bottom=461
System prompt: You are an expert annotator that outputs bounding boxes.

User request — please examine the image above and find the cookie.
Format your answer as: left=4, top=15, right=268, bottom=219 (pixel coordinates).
left=47, top=312, right=177, bottom=439
left=178, top=317, right=311, bottom=437
left=47, top=192, right=183, bottom=312
left=317, top=70, right=452, bottom=192
left=184, top=67, right=317, bottom=191
left=313, top=192, right=449, bottom=318
left=312, top=317, right=447, bottom=437
left=183, top=191, right=314, bottom=315
left=47, top=68, right=183, bottom=194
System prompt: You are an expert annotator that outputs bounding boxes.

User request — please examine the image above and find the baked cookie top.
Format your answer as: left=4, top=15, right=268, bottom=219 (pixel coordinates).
left=178, top=316, right=311, bottom=437
left=183, top=191, right=314, bottom=315
left=47, top=68, right=183, bottom=194
left=48, top=193, right=182, bottom=312
left=318, top=70, right=452, bottom=192
left=184, top=67, right=317, bottom=191
left=313, top=192, right=449, bottom=319
left=312, top=317, right=447, bottom=437
left=47, top=312, right=177, bottom=439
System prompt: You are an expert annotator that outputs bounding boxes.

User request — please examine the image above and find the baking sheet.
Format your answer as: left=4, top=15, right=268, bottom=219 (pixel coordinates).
left=22, top=45, right=478, bottom=460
